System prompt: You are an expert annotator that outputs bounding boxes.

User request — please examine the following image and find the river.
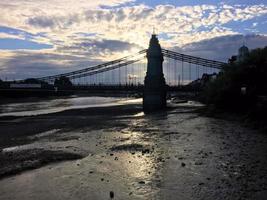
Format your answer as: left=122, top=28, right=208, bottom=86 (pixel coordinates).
left=0, top=96, right=267, bottom=200
left=0, top=96, right=140, bottom=117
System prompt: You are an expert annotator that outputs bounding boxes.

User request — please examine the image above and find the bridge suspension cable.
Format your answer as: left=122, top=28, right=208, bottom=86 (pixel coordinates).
left=37, top=49, right=147, bottom=82
left=35, top=47, right=226, bottom=86
left=68, top=57, right=145, bottom=80
left=162, top=49, right=226, bottom=69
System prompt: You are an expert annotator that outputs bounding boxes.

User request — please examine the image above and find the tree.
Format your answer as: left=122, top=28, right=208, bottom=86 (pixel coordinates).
left=201, top=46, right=267, bottom=111
left=54, top=76, right=72, bottom=87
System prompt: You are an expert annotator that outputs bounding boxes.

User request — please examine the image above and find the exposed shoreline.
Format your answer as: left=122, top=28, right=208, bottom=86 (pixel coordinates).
left=0, top=100, right=267, bottom=199
left=0, top=102, right=144, bottom=179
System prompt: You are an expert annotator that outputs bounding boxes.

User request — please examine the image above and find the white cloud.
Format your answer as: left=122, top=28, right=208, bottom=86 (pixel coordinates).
left=1, top=3, right=267, bottom=48
left=0, top=33, right=25, bottom=40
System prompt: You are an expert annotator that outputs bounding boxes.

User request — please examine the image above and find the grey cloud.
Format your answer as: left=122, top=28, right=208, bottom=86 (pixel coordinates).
left=115, top=9, right=127, bottom=22
left=0, top=38, right=141, bottom=79
left=128, top=8, right=153, bottom=21
left=0, top=52, right=101, bottom=80
left=79, top=39, right=140, bottom=51
left=84, top=10, right=114, bottom=22
left=56, top=38, right=141, bottom=57
left=27, top=16, right=56, bottom=28
left=27, top=14, right=80, bottom=29
left=174, top=34, right=267, bottom=62
left=0, top=37, right=140, bottom=79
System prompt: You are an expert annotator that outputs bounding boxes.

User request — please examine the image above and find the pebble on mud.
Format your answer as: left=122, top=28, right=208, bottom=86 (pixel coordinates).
left=139, top=181, right=145, bottom=184
left=110, top=191, right=114, bottom=199
left=141, top=149, right=150, bottom=154
left=195, top=161, right=203, bottom=165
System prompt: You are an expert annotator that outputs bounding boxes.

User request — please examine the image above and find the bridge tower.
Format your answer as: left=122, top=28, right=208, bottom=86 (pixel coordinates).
left=143, top=34, right=166, bottom=112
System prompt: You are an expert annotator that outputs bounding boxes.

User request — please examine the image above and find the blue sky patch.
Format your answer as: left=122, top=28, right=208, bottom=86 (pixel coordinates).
left=0, top=38, right=53, bottom=50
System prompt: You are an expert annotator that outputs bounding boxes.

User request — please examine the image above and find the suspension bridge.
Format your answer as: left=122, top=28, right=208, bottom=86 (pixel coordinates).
left=37, top=40, right=226, bottom=90
left=2, top=34, right=227, bottom=111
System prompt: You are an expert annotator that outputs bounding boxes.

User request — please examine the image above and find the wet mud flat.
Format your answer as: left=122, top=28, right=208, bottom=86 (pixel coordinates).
left=0, top=102, right=267, bottom=199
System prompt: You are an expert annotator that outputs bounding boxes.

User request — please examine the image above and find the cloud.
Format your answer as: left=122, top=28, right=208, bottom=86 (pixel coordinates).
left=55, top=38, right=142, bottom=61
left=28, top=16, right=57, bottom=29
left=0, top=32, right=25, bottom=40
left=0, top=50, right=102, bottom=79
left=179, top=34, right=267, bottom=61
left=0, top=1, right=267, bottom=79
left=1, top=3, right=267, bottom=48
left=79, top=39, right=140, bottom=53
left=1, top=34, right=267, bottom=80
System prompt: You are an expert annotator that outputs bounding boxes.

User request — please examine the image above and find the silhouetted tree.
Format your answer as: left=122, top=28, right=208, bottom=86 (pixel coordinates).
left=54, top=76, right=72, bottom=87
left=201, top=46, right=267, bottom=111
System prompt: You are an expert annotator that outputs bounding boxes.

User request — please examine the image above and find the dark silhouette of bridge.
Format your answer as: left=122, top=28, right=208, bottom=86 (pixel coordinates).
left=37, top=38, right=226, bottom=88
left=35, top=34, right=226, bottom=111
left=1, top=34, right=227, bottom=111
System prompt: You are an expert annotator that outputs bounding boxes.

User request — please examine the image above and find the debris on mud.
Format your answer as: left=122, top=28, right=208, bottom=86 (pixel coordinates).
left=110, top=143, right=150, bottom=153
left=139, top=181, right=145, bottom=184
left=110, top=191, right=114, bottom=199
left=0, top=148, right=84, bottom=179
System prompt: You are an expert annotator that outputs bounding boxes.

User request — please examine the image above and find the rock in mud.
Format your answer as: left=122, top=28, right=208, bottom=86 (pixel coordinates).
left=110, top=191, right=114, bottom=199
left=139, top=181, right=145, bottom=184
left=110, top=143, right=149, bottom=153
left=0, top=148, right=84, bottom=179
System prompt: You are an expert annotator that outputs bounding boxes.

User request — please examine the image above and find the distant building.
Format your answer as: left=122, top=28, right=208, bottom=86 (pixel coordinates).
left=188, top=73, right=218, bottom=89
left=228, top=45, right=250, bottom=64
left=237, top=45, right=249, bottom=62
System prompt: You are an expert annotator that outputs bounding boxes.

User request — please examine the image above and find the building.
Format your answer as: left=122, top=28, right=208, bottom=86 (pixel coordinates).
left=237, top=45, right=249, bottom=62
left=228, top=45, right=250, bottom=64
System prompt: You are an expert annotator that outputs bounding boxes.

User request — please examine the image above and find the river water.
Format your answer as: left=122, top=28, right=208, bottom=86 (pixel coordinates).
left=0, top=96, right=267, bottom=200
left=0, top=96, right=140, bottom=117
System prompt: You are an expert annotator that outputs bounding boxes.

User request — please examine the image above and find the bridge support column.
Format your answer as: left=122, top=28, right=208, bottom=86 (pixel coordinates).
left=143, top=34, right=166, bottom=112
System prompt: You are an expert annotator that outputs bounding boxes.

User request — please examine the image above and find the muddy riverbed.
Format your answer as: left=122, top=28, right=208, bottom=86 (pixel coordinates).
left=0, top=98, right=267, bottom=200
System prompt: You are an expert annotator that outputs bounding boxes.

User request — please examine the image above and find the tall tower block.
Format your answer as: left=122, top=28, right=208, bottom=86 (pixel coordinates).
left=143, top=34, right=166, bottom=112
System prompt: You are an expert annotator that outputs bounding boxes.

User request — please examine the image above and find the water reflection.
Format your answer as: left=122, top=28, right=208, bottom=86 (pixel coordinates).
left=134, top=112, right=145, bottom=117
left=0, top=97, right=141, bottom=117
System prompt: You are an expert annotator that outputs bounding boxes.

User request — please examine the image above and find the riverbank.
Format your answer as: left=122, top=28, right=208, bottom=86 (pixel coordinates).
left=198, top=104, right=267, bottom=132
left=0, top=100, right=267, bottom=199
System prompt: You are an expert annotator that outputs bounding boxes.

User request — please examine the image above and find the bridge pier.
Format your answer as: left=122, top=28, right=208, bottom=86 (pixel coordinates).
left=143, top=34, right=166, bottom=112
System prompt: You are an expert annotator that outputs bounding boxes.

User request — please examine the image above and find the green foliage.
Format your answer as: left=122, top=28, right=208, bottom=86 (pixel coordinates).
left=201, top=46, right=267, bottom=111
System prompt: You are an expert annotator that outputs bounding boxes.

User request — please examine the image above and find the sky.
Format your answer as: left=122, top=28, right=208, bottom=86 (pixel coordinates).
left=0, top=0, right=267, bottom=80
